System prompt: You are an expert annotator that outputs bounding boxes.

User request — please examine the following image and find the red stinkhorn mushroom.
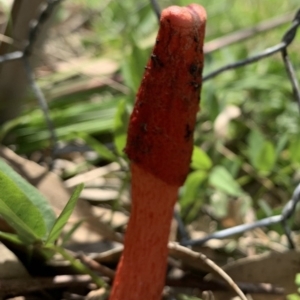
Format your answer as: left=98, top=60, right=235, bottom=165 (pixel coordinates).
left=110, top=4, right=206, bottom=300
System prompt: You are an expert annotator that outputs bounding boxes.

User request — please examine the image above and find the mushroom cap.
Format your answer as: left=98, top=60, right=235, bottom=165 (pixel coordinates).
left=125, top=4, right=206, bottom=186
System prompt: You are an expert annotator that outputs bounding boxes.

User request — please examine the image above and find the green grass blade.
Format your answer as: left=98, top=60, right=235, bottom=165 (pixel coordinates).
left=0, top=231, right=24, bottom=245
left=114, top=99, right=129, bottom=156
left=45, top=184, right=84, bottom=245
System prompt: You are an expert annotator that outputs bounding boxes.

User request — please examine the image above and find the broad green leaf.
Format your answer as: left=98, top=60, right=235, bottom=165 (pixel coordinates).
left=0, top=162, right=48, bottom=244
left=191, top=146, right=212, bottom=170
left=209, top=166, right=243, bottom=196
left=180, top=170, right=207, bottom=209
left=46, top=184, right=84, bottom=245
left=114, top=99, right=129, bottom=156
left=255, top=141, right=276, bottom=174
left=76, top=133, right=117, bottom=162
left=0, top=160, right=56, bottom=234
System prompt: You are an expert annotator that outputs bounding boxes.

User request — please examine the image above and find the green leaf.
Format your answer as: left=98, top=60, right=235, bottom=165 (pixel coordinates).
left=191, top=146, right=212, bottom=170
left=287, top=293, right=300, bottom=300
left=0, top=195, right=40, bottom=243
left=247, top=129, right=265, bottom=167
left=114, top=99, right=129, bottom=156
left=180, top=170, right=207, bottom=209
left=275, top=133, right=288, bottom=158
left=0, top=160, right=56, bottom=234
left=255, top=141, right=276, bottom=174
left=0, top=162, right=48, bottom=244
left=289, top=136, right=300, bottom=164
left=258, top=199, right=273, bottom=217
left=0, top=231, right=23, bottom=245
left=202, top=81, right=220, bottom=122
left=121, top=38, right=148, bottom=92
left=46, top=184, right=84, bottom=245
left=5, top=100, right=118, bottom=154
left=209, top=166, right=243, bottom=196
left=295, top=273, right=300, bottom=286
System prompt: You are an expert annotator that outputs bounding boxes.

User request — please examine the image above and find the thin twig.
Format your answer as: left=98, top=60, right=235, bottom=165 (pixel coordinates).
left=168, top=242, right=248, bottom=300
left=78, top=253, right=115, bottom=280
left=0, top=275, right=93, bottom=298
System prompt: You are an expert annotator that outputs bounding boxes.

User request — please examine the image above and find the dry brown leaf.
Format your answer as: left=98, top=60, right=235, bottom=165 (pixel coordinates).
left=209, top=250, right=300, bottom=300
left=80, top=189, right=119, bottom=201
left=64, top=162, right=120, bottom=188
left=55, top=57, right=118, bottom=77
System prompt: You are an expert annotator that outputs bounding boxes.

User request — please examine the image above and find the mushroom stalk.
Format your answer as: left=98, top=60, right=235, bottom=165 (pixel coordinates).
left=110, top=4, right=206, bottom=300
left=111, top=163, right=177, bottom=299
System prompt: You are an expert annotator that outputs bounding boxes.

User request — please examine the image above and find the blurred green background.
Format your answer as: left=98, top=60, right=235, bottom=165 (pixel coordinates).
left=1, top=0, right=300, bottom=237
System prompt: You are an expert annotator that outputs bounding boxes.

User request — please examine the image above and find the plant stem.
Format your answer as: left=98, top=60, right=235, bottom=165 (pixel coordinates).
left=110, top=163, right=178, bottom=300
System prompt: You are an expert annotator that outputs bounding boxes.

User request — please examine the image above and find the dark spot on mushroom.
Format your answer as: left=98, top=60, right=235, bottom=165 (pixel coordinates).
left=184, top=124, right=193, bottom=141
left=151, top=53, right=164, bottom=67
left=189, top=64, right=198, bottom=76
left=190, top=81, right=200, bottom=89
